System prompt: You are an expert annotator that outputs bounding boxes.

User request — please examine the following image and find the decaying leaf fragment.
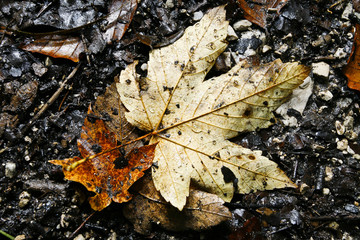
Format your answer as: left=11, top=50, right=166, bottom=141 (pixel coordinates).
left=50, top=108, right=156, bottom=211
left=93, top=81, right=143, bottom=155
left=118, top=5, right=310, bottom=210
left=103, top=0, right=137, bottom=44
left=237, top=0, right=289, bottom=28
left=20, top=35, right=84, bottom=62
left=344, top=24, right=360, bottom=91
left=123, top=176, right=232, bottom=234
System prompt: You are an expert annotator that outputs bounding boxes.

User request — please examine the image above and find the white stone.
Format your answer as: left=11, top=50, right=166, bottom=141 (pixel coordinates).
left=335, top=120, right=345, bottom=135
left=5, top=162, right=16, bottom=178
left=32, top=62, right=47, bottom=77
left=300, top=183, right=310, bottom=194
left=275, top=44, right=288, bottom=55
left=347, top=146, right=355, bottom=155
left=337, top=138, right=348, bottom=151
left=318, top=90, right=333, bottom=101
left=140, top=63, right=148, bottom=71
left=312, top=62, right=330, bottom=79
left=227, top=26, right=238, bottom=41
left=323, top=188, right=330, bottom=195
left=74, top=234, right=85, bottom=240
left=276, top=77, right=313, bottom=127
left=325, top=166, right=333, bottom=182
left=262, top=45, right=272, bottom=53
left=341, top=2, right=353, bottom=20
left=165, top=0, right=174, bottom=8
left=193, top=11, right=203, bottom=21
left=233, top=19, right=252, bottom=31
left=19, top=191, right=31, bottom=208
left=334, top=48, right=347, bottom=59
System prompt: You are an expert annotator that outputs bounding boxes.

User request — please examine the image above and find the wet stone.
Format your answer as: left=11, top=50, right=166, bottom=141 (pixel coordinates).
left=318, top=90, right=333, bottom=101
left=312, top=62, right=330, bottom=79
left=233, top=20, right=252, bottom=31
left=32, top=63, right=47, bottom=77
left=193, top=11, right=203, bottom=21
left=19, top=191, right=31, bottom=208
left=344, top=204, right=359, bottom=214
left=5, top=162, right=16, bottom=178
left=335, top=120, right=345, bottom=135
left=337, top=138, right=348, bottom=151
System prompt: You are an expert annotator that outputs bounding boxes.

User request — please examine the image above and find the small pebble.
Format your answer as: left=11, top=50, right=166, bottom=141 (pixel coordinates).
left=193, top=11, right=203, bottom=21
left=165, top=0, right=174, bottom=8
left=19, top=191, right=31, bottom=208
left=262, top=45, right=272, bottom=53
left=334, top=48, right=347, bottom=59
left=5, top=162, right=16, bottom=178
left=337, top=138, right=348, bottom=151
left=274, top=44, right=288, bottom=55
left=227, top=26, right=238, bottom=41
left=328, top=222, right=339, bottom=230
left=233, top=19, right=252, bottom=31
left=341, top=2, right=353, bottom=21
left=14, top=235, right=26, bottom=240
left=32, top=62, right=47, bottom=77
left=323, top=188, right=330, bottom=195
left=312, top=62, right=330, bottom=79
left=73, top=234, right=85, bottom=240
left=335, top=120, right=345, bottom=135
left=318, top=90, right=333, bottom=101
left=300, top=183, right=310, bottom=194
left=325, top=166, right=333, bottom=181
left=344, top=204, right=359, bottom=214
left=140, top=63, right=148, bottom=71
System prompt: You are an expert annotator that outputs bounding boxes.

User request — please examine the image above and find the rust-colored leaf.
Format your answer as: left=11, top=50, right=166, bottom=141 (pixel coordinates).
left=20, top=35, right=84, bottom=62
left=123, top=176, right=232, bottom=235
left=93, top=81, right=143, bottom=155
left=344, top=24, right=360, bottom=91
left=237, top=0, right=288, bottom=28
left=228, top=216, right=264, bottom=240
left=50, top=108, right=156, bottom=211
left=103, top=0, right=137, bottom=44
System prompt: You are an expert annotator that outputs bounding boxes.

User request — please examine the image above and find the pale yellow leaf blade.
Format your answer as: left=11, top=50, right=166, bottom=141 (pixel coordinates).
left=118, top=6, right=228, bottom=131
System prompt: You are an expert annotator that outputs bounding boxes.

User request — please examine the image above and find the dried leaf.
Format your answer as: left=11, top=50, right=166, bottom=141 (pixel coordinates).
left=20, top=35, right=84, bottom=62
left=50, top=108, right=156, bottom=211
left=103, top=0, right=137, bottom=44
left=118, top=6, right=309, bottom=210
left=237, top=0, right=289, bottom=28
left=344, top=24, right=360, bottom=91
left=123, top=176, right=232, bottom=234
left=228, top=216, right=264, bottom=240
left=93, top=81, right=143, bottom=154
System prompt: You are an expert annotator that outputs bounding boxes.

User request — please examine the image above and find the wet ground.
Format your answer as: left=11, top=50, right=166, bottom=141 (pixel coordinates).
left=1, top=0, right=360, bottom=239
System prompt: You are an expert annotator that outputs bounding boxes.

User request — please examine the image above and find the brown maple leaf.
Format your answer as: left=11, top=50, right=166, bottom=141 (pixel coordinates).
left=50, top=108, right=156, bottom=211
left=237, top=0, right=288, bottom=28
left=344, top=23, right=360, bottom=91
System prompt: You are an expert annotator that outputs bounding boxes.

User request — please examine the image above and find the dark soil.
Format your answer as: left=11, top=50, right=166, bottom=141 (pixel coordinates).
left=1, top=0, right=360, bottom=239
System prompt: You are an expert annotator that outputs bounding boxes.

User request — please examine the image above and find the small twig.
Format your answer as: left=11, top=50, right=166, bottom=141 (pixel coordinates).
left=20, top=62, right=81, bottom=137
left=36, top=1, right=54, bottom=18
left=68, top=211, right=96, bottom=239
left=310, top=215, right=360, bottom=221
left=58, top=83, right=72, bottom=111
left=0, top=230, right=15, bottom=240
left=327, top=0, right=345, bottom=14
